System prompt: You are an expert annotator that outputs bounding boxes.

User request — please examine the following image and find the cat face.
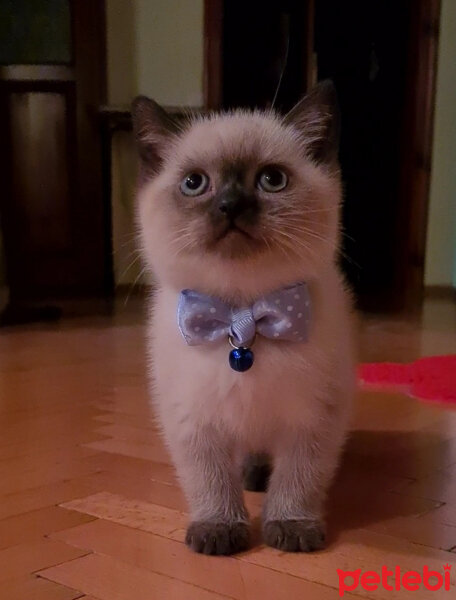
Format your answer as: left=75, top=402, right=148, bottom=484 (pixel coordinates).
left=133, top=82, right=342, bottom=293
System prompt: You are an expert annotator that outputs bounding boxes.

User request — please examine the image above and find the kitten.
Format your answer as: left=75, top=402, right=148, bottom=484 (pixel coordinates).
left=132, top=81, right=355, bottom=555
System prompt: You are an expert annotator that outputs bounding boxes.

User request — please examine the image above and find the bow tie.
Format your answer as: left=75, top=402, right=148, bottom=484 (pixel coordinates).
left=177, top=283, right=311, bottom=372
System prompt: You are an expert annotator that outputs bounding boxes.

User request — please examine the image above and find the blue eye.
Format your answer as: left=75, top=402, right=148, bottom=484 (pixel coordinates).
left=180, top=172, right=210, bottom=196
left=257, top=167, right=288, bottom=192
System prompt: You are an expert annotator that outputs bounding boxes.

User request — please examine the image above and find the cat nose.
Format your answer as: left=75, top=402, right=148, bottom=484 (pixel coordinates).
left=218, top=196, right=241, bottom=219
left=217, top=190, right=257, bottom=220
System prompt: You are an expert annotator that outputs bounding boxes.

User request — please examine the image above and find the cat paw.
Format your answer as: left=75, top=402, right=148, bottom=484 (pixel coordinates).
left=263, top=519, right=326, bottom=552
left=185, top=521, right=249, bottom=555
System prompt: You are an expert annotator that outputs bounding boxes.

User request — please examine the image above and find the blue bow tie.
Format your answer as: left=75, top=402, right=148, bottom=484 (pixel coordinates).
left=177, top=282, right=311, bottom=348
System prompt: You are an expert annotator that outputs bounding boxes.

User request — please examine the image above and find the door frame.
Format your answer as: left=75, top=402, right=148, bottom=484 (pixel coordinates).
left=395, top=0, right=441, bottom=307
left=203, top=0, right=223, bottom=109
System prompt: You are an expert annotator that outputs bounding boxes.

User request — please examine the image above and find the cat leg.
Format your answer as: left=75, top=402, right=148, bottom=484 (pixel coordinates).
left=170, top=424, right=249, bottom=555
left=242, top=452, right=271, bottom=492
left=262, top=424, right=345, bottom=552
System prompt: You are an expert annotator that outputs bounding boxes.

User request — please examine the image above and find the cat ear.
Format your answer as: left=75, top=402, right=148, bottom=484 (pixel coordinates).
left=131, top=96, right=179, bottom=170
left=284, top=80, right=340, bottom=166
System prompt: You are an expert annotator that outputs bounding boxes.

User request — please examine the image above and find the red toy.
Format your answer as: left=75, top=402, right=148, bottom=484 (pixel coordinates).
left=358, top=354, right=456, bottom=404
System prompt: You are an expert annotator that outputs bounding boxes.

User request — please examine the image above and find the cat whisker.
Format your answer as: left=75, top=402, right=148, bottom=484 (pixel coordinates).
left=173, top=237, right=197, bottom=258
left=268, top=227, right=318, bottom=262
left=123, top=265, right=147, bottom=307
left=273, top=226, right=328, bottom=264
left=117, top=253, right=143, bottom=282
left=169, top=230, right=194, bottom=247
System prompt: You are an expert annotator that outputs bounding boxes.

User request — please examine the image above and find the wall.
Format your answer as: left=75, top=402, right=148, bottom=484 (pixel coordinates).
left=106, top=0, right=204, bottom=284
left=425, top=0, right=456, bottom=288
left=135, top=0, right=204, bottom=107
left=106, top=0, right=203, bottom=107
left=106, top=0, right=138, bottom=106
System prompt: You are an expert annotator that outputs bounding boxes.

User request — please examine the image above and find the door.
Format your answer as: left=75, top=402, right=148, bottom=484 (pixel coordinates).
left=205, top=0, right=440, bottom=310
left=217, top=0, right=314, bottom=112
left=315, top=0, right=440, bottom=310
left=0, top=1, right=109, bottom=302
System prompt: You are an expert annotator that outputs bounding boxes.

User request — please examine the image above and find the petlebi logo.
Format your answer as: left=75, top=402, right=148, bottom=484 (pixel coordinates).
left=337, top=564, right=452, bottom=597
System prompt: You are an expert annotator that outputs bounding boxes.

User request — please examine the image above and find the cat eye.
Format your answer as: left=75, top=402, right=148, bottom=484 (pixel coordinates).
left=180, top=172, right=210, bottom=197
left=257, top=167, right=288, bottom=193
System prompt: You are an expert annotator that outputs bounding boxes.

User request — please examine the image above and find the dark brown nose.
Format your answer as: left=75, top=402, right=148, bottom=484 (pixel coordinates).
left=216, top=188, right=259, bottom=222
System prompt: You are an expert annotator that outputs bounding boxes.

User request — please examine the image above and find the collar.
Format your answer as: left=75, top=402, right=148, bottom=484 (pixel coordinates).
left=177, top=282, right=311, bottom=372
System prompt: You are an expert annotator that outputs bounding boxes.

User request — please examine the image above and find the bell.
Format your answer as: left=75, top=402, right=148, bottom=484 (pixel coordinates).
left=229, top=347, right=254, bottom=372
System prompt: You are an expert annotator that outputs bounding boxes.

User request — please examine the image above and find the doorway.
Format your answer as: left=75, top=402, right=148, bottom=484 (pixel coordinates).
left=221, top=0, right=313, bottom=113
left=205, top=0, right=440, bottom=310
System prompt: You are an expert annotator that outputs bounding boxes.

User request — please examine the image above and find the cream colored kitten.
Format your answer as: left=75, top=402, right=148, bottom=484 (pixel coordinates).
left=132, top=81, right=355, bottom=555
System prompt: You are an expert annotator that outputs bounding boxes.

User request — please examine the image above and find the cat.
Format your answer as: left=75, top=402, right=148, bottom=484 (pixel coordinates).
left=132, top=80, right=355, bottom=555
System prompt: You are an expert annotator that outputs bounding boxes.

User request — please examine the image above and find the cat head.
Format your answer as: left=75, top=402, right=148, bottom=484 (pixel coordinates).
left=132, top=81, right=342, bottom=300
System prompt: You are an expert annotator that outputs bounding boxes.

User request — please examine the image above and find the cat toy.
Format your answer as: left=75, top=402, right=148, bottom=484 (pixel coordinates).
left=358, top=354, right=456, bottom=404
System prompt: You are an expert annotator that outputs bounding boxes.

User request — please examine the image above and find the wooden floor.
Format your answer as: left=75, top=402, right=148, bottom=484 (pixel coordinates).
left=1, top=297, right=455, bottom=599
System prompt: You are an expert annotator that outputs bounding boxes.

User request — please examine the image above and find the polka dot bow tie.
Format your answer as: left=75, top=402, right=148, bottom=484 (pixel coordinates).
left=177, top=283, right=311, bottom=372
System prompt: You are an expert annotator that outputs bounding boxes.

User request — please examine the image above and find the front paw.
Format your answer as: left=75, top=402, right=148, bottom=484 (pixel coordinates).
left=185, top=521, right=249, bottom=555
left=263, top=519, right=326, bottom=552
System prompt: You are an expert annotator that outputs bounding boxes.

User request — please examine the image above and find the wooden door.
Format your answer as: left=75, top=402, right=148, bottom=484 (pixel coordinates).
left=315, top=0, right=440, bottom=311
left=204, top=0, right=315, bottom=112
left=0, top=1, right=109, bottom=302
left=205, top=0, right=440, bottom=311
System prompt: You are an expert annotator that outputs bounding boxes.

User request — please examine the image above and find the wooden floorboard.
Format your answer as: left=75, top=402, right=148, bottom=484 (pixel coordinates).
left=0, top=539, right=88, bottom=583
left=1, top=299, right=455, bottom=599
left=0, top=506, right=96, bottom=551
left=0, top=475, right=104, bottom=521
left=0, top=574, right=82, bottom=600
left=49, top=519, right=360, bottom=600
left=39, top=553, right=234, bottom=600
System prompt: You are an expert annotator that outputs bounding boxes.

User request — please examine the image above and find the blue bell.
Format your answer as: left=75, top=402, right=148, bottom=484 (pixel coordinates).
left=229, top=347, right=254, bottom=372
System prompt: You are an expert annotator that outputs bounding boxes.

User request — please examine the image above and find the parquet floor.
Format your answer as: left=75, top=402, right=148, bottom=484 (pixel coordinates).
left=1, top=298, right=455, bottom=599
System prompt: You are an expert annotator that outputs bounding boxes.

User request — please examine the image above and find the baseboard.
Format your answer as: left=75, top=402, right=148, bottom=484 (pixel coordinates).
left=424, top=285, right=456, bottom=300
